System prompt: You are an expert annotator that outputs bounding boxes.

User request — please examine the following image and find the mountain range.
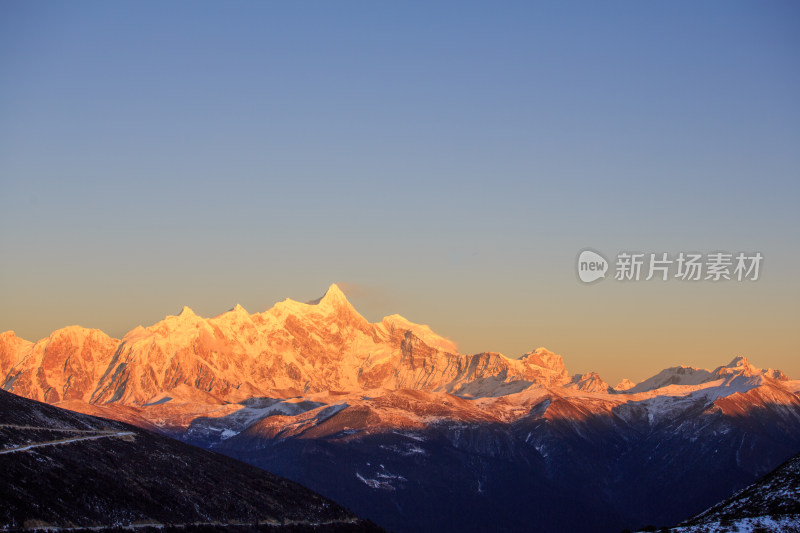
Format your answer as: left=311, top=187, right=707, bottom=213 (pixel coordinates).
left=0, top=284, right=572, bottom=405
left=2, top=284, right=799, bottom=532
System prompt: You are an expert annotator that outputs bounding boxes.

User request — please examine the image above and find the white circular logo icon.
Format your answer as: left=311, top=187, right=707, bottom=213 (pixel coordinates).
left=577, top=249, right=608, bottom=283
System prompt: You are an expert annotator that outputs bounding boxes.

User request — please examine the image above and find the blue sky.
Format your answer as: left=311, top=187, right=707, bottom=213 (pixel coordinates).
left=1, top=2, right=798, bottom=383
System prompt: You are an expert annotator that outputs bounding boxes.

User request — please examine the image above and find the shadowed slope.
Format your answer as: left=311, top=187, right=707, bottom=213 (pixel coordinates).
left=0, top=389, right=378, bottom=531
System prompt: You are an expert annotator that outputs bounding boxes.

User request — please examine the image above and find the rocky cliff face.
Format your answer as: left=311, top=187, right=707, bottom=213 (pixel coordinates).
left=0, top=331, right=32, bottom=380
left=1, top=327, right=118, bottom=403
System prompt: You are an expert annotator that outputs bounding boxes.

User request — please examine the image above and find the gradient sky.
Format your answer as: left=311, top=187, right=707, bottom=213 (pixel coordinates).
left=1, top=1, right=798, bottom=385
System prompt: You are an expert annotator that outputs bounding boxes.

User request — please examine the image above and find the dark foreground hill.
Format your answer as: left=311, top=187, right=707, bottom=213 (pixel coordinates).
left=0, top=389, right=378, bottom=532
left=649, top=451, right=800, bottom=532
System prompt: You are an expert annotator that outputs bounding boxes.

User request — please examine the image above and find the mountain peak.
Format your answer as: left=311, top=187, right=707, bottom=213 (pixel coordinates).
left=614, top=378, right=635, bottom=391
left=49, top=325, right=112, bottom=342
left=266, top=284, right=367, bottom=329
left=178, top=305, right=197, bottom=318
left=307, top=283, right=351, bottom=308
left=321, top=283, right=348, bottom=304
left=521, top=347, right=566, bottom=373
left=211, top=304, right=251, bottom=324
left=713, top=355, right=761, bottom=379
left=566, top=371, right=612, bottom=393
left=726, top=355, right=750, bottom=367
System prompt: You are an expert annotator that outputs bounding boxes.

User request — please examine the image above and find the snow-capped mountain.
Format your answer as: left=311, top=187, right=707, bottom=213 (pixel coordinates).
left=625, top=356, right=791, bottom=394
left=2, top=284, right=799, bottom=532
left=2, top=284, right=786, bottom=408
left=1, top=284, right=570, bottom=406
